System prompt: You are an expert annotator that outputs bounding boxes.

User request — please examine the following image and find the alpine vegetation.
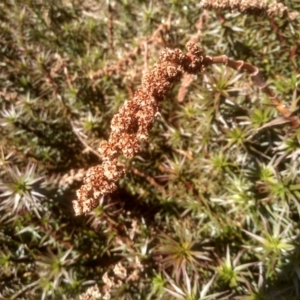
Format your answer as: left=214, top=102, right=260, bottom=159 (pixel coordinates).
left=1, top=0, right=300, bottom=299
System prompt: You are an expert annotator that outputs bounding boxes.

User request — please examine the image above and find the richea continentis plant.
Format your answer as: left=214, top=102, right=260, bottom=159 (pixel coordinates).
left=1, top=0, right=300, bottom=299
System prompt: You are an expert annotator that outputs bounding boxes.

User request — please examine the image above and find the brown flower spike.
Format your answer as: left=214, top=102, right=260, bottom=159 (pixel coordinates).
left=200, top=0, right=299, bottom=20
left=73, top=40, right=298, bottom=215
left=73, top=43, right=206, bottom=215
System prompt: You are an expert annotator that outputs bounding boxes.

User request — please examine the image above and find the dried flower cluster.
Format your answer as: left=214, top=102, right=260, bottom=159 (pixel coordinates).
left=79, top=284, right=102, bottom=300
left=59, top=168, right=86, bottom=187
left=73, top=43, right=206, bottom=215
left=79, top=256, right=144, bottom=300
left=200, top=0, right=299, bottom=20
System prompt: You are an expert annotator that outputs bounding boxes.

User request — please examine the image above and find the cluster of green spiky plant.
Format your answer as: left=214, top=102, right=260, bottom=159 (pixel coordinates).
left=1, top=0, right=300, bottom=299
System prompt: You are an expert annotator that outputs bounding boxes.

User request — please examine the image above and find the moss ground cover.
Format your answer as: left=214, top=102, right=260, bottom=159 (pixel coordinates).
left=0, top=1, right=300, bottom=299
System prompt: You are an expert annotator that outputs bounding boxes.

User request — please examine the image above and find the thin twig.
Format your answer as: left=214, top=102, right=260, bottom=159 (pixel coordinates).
left=108, top=4, right=114, bottom=54
left=131, top=166, right=164, bottom=193
left=70, top=121, right=102, bottom=160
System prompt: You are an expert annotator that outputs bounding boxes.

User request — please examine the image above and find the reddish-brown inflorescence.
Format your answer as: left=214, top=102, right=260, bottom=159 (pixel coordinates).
left=200, top=0, right=299, bottom=20
left=73, top=43, right=206, bottom=215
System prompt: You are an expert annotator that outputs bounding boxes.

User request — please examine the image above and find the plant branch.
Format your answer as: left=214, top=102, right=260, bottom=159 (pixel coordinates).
left=203, top=55, right=299, bottom=125
left=73, top=43, right=298, bottom=216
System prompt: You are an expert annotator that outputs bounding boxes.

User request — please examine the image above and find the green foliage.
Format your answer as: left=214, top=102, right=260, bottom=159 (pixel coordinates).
left=1, top=0, right=300, bottom=299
